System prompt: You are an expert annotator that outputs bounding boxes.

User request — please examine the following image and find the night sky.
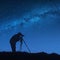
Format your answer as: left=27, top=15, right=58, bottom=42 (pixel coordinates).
left=0, top=0, right=60, bottom=54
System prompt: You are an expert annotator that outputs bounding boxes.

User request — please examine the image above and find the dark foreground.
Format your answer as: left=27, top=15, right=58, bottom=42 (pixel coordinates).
left=0, top=52, right=60, bottom=60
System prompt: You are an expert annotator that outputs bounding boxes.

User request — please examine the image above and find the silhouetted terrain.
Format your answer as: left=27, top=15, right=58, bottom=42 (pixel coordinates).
left=0, top=52, right=60, bottom=60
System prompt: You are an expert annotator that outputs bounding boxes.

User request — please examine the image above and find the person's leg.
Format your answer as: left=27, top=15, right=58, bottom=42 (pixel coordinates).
left=12, top=43, right=16, bottom=52
left=10, top=42, right=16, bottom=52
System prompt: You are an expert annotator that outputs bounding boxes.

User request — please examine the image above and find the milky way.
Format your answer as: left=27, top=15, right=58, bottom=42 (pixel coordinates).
left=0, top=5, right=60, bottom=34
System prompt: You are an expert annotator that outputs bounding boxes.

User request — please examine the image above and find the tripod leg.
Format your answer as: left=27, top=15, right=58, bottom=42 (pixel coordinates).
left=23, top=40, right=31, bottom=53
left=20, top=43, right=22, bottom=51
left=20, top=41, right=23, bottom=51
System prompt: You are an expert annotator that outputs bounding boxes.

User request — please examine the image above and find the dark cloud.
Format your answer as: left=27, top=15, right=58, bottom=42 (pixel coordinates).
left=0, top=0, right=35, bottom=22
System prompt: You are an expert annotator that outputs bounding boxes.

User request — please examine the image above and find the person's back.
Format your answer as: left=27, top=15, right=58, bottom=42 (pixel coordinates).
left=10, top=33, right=20, bottom=44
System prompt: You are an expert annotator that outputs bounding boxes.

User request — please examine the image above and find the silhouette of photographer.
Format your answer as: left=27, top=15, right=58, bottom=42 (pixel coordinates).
left=10, top=32, right=24, bottom=52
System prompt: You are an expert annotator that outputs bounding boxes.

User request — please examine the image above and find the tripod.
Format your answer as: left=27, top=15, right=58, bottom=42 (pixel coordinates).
left=20, top=39, right=31, bottom=53
left=23, top=40, right=31, bottom=53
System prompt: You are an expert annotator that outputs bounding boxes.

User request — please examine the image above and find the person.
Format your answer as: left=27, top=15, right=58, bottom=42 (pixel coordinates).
left=10, top=32, right=24, bottom=52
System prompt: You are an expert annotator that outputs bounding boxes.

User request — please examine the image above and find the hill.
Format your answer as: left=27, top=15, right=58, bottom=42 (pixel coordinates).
left=0, top=52, right=60, bottom=60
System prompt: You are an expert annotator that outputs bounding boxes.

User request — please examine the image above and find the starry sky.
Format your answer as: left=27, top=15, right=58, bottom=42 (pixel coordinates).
left=0, top=0, right=60, bottom=54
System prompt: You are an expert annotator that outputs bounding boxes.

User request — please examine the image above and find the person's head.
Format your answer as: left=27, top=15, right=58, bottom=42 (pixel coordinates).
left=17, top=32, right=24, bottom=37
